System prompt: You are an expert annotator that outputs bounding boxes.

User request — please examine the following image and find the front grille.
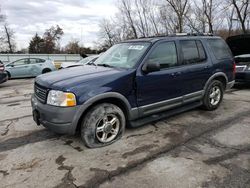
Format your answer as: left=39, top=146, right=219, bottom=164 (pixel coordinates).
left=34, top=83, right=48, bottom=103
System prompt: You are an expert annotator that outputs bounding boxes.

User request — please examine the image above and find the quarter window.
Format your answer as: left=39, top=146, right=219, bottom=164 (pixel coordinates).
left=207, top=39, right=232, bottom=60
left=147, top=42, right=178, bottom=69
left=180, top=40, right=206, bottom=65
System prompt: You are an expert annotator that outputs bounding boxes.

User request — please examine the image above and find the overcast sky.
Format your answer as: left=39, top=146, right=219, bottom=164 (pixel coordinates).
left=0, top=0, right=118, bottom=50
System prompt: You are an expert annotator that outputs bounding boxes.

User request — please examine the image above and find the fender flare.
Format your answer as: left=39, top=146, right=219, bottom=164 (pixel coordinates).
left=70, top=92, right=138, bottom=134
left=204, top=72, right=228, bottom=92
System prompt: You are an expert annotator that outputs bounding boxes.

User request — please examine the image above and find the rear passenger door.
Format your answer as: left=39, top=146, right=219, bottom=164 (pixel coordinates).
left=178, top=40, right=212, bottom=96
left=29, top=58, right=45, bottom=76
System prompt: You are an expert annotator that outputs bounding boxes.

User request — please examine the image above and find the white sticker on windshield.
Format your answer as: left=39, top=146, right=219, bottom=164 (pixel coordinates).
left=128, top=45, right=144, bottom=50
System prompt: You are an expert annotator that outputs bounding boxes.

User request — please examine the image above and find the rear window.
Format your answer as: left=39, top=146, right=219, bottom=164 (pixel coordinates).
left=180, top=40, right=206, bottom=65
left=207, top=39, right=232, bottom=60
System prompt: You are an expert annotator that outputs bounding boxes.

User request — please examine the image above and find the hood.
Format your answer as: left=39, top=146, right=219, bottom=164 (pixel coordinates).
left=226, top=34, right=250, bottom=56
left=36, top=65, right=126, bottom=90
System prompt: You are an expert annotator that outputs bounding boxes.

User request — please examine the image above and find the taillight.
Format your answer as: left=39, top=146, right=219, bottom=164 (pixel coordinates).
left=0, top=66, right=4, bottom=72
left=233, top=62, right=236, bottom=75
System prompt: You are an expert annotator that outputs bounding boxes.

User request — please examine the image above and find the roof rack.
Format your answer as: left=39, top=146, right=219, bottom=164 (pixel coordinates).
left=139, top=33, right=214, bottom=39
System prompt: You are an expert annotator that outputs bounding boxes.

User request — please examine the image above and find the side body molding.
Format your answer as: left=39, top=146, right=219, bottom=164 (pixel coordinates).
left=70, top=92, right=139, bottom=134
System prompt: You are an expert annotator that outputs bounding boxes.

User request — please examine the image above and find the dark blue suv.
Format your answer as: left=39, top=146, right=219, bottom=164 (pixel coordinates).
left=31, top=35, right=235, bottom=148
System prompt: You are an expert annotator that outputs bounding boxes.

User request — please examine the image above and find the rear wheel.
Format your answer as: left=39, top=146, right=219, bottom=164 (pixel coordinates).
left=42, top=68, right=51, bottom=74
left=81, top=103, right=125, bottom=148
left=202, top=80, right=224, bottom=110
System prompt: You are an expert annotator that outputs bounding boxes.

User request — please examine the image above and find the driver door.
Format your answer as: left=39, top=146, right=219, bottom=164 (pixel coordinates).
left=9, top=59, right=30, bottom=78
left=136, top=41, right=184, bottom=116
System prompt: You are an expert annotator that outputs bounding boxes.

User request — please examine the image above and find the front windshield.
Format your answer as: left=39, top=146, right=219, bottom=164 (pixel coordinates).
left=95, top=42, right=150, bottom=69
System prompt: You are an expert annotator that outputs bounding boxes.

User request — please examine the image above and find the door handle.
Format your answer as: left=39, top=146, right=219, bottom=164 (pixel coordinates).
left=204, top=66, right=209, bottom=69
left=171, top=72, right=182, bottom=77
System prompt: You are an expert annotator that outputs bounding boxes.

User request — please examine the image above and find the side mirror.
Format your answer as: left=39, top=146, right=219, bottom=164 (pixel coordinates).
left=142, top=62, right=160, bottom=74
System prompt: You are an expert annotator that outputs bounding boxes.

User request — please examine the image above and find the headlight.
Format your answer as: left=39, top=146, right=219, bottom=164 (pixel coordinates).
left=47, top=90, right=76, bottom=107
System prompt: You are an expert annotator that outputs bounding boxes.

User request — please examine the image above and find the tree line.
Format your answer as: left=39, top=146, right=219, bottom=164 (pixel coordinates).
left=0, top=1, right=249, bottom=53
left=97, top=0, right=250, bottom=49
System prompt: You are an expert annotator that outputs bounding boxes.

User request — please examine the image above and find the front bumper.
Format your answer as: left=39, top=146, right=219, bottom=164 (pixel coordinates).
left=31, top=95, right=79, bottom=134
left=235, top=72, right=250, bottom=82
left=0, top=72, right=8, bottom=84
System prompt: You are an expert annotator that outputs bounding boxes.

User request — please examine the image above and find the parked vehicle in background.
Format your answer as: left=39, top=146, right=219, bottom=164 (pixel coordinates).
left=226, top=34, right=250, bottom=83
left=60, top=55, right=99, bottom=69
left=31, top=34, right=235, bottom=148
left=5, top=58, right=56, bottom=79
left=0, top=61, right=8, bottom=84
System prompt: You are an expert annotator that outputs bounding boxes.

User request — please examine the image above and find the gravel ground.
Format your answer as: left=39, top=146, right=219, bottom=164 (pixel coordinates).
left=0, top=79, right=250, bottom=188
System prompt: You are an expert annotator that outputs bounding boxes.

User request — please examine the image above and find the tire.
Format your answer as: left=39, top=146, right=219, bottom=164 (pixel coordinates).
left=81, top=103, right=126, bottom=148
left=42, top=68, right=51, bottom=74
left=202, top=80, right=224, bottom=111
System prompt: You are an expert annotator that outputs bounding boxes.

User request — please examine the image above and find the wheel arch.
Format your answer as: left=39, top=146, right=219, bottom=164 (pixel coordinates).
left=42, top=68, right=52, bottom=74
left=72, top=92, right=138, bottom=133
left=204, top=72, right=228, bottom=92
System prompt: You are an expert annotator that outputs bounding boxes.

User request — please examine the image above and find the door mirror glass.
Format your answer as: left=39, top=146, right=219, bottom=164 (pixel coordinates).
left=142, top=62, right=160, bottom=73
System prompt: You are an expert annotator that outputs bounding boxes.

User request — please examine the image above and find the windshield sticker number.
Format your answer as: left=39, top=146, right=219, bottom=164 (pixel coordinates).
left=128, top=45, right=144, bottom=50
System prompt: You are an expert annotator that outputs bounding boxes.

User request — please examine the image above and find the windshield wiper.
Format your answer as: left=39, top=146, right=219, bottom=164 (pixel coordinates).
left=87, top=62, right=97, bottom=66
left=97, top=63, right=114, bottom=68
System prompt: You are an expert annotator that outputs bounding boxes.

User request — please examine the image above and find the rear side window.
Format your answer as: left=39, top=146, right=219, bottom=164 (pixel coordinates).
left=180, top=40, right=206, bottom=65
left=37, top=59, right=46, bottom=63
left=29, top=58, right=45, bottom=64
left=207, top=39, right=232, bottom=60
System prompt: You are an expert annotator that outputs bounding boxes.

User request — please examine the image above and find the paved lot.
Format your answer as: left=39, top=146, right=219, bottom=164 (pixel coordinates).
left=0, top=79, right=250, bottom=188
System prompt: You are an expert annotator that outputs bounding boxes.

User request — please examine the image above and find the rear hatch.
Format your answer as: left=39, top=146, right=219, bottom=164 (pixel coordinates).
left=226, top=34, right=250, bottom=72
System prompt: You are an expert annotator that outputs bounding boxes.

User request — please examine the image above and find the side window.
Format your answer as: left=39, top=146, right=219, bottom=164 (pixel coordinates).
left=197, top=41, right=206, bottom=60
left=180, top=40, right=206, bottom=65
left=37, top=58, right=46, bottom=63
left=13, top=59, right=29, bottom=66
left=147, top=42, right=178, bottom=69
left=29, top=59, right=37, bottom=64
left=30, top=58, right=46, bottom=64
left=207, top=39, right=232, bottom=60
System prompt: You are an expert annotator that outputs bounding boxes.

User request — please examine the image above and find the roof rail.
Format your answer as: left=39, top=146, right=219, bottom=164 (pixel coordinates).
left=139, top=32, right=214, bottom=39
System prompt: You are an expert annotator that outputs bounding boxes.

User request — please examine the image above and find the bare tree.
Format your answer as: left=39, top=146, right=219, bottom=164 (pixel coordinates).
left=98, top=19, right=116, bottom=47
left=165, top=0, right=190, bottom=32
left=226, top=7, right=235, bottom=35
left=186, top=1, right=207, bottom=33
left=202, top=0, right=214, bottom=33
left=4, top=23, right=15, bottom=53
left=230, top=0, right=249, bottom=33
left=118, top=0, right=138, bottom=38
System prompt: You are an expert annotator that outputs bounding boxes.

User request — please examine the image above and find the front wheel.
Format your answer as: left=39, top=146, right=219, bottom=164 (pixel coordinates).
left=81, top=103, right=126, bottom=148
left=202, top=80, right=224, bottom=111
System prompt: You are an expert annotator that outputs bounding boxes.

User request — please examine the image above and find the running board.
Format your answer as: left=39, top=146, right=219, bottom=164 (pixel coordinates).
left=129, top=101, right=202, bottom=128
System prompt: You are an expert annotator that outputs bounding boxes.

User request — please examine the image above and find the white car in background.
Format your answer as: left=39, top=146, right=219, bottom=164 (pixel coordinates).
left=60, top=55, right=99, bottom=69
left=5, top=58, right=56, bottom=79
